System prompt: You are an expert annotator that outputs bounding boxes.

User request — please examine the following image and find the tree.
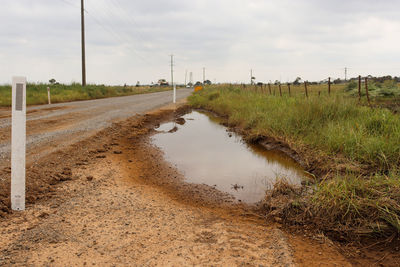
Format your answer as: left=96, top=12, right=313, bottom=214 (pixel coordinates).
left=49, top=78, right=56, bottom=85
left=333, top=78, right=342, bottom=84
left=293, top=77, right=302, bottom=85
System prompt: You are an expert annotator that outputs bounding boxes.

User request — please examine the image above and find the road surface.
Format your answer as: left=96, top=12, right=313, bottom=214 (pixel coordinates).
left=0, top=89, right=192, bottom=167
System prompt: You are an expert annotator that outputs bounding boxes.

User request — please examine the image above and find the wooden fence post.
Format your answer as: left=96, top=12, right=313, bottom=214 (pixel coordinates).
left=365, top=77, right=370, bottom=105
left=268, top=84, right=272, bottom=95
left=328, top=77, right=331, bottom=96
left=279, top=84, right=282, bottom=97
left=304, top=81, right=308, bottom=98
left=358, top=75, right=361, bottom=102
left=288, top=83, right=291, bottom=97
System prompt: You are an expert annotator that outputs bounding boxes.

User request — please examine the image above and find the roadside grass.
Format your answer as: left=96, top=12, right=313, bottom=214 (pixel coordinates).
left=312, top=172, right=400, bottom=234
left=0, top=83, right=173, bottom=107
left=189, top=85, right=400, bottom=237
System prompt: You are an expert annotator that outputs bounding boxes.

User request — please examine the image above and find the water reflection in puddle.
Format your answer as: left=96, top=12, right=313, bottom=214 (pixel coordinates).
left=152, top=111, right=307, bottom=204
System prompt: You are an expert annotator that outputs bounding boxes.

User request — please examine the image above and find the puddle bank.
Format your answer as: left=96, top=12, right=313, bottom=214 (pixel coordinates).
left=152, top=111, right=309, bottom=204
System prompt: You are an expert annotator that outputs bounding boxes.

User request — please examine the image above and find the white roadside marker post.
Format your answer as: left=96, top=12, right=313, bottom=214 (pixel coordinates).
left=173, top=85, right=176, bottom=104
left=11, top=76, right=26, bottom=211
left=47, top=87, right=51, bottom=105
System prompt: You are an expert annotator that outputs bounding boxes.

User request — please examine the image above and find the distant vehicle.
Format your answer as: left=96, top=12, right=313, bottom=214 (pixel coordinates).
left=158, top=79, right=169, bottom=86
left=194, top=81, right=202, bottom=86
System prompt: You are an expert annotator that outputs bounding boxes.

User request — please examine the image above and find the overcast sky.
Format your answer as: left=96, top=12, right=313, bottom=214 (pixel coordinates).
left=1, top=0, right=400, bottom=85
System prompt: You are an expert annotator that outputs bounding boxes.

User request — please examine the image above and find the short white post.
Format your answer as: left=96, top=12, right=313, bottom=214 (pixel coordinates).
left=47, top=87, right=51, bottom=105
left=11, top=76, right=26, bottom=211
left=173, top=85, right=176, bottom=103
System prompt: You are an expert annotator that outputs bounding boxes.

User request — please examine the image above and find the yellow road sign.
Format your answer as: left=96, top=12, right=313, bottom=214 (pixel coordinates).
left=194, top=85, right=203, bottom=92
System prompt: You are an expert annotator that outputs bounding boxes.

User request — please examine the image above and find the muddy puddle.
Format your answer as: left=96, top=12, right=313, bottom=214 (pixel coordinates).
left=152, top=111, right=308, bottom=204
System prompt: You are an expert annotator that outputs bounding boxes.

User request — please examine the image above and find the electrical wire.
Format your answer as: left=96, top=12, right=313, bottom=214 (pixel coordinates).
left=85, top=0, right=151, bottom=62
left=87, top=0, right=168, bottom=62
left=58, top=0, right=78, bottom=8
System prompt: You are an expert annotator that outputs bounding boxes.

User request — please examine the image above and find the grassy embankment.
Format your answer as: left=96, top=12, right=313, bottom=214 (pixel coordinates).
left=0, top=83, right=173, bottom=107
left=189, top=83, right=400, bottom=238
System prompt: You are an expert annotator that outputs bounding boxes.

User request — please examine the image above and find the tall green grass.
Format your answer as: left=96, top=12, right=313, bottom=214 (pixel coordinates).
left=0, top=83, right=172, bottom=107
left=312, top=172, right=400, bottom=234
left=189, top=85, right=400, bottom=235
left=190, top=86, right=400, bottom=171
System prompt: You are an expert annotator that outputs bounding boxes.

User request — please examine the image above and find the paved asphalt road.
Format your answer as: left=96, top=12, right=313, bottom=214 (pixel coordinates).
left=0, top=88, right=193, bottom=165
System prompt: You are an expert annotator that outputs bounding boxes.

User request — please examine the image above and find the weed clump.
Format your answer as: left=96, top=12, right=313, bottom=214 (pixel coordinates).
left=346, top=78, right=400, bottom=98
left=312, top=173, right=400, bottom=236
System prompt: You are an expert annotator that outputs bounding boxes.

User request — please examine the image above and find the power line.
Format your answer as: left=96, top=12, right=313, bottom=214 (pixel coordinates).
left=84, top=1, right=149, bottom=62
left=87, top=0, right=168, bottom=62
left=88, top=2, right=146, bottom=48
left=59, top=0, right=171, bottom=72
left=58, top=0, right=79, bottom=8
left=108, top=0, right=150, bottom=44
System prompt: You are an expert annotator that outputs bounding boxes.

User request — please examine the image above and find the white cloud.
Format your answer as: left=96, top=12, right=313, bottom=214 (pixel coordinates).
left=0, top=0, right=399, bottom=85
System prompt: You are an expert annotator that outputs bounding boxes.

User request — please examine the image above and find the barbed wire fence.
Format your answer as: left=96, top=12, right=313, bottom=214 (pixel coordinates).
left=234, top=74, right=398, bottom=106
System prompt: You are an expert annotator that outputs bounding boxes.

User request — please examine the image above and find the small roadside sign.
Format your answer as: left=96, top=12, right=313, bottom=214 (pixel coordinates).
left=11, top=76, right=26, bottom=211
left=194, top=85, right=203, bottom=92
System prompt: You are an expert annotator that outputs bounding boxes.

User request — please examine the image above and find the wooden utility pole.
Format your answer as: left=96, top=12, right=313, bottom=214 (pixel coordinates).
left=81, top=0, right=86, bottom=87
left=170, top=55, right=176, bottom=103
left=185, top=70, right=188, bottom=86
left=365, top=77, right=370, bottom=105
left=203, top=67, right=205, bottom=85
left=358, top=75, right=362, bottom=102
left=304, top=81, right=308, bottom=98
left=328, top=77, right=331, bottom=96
